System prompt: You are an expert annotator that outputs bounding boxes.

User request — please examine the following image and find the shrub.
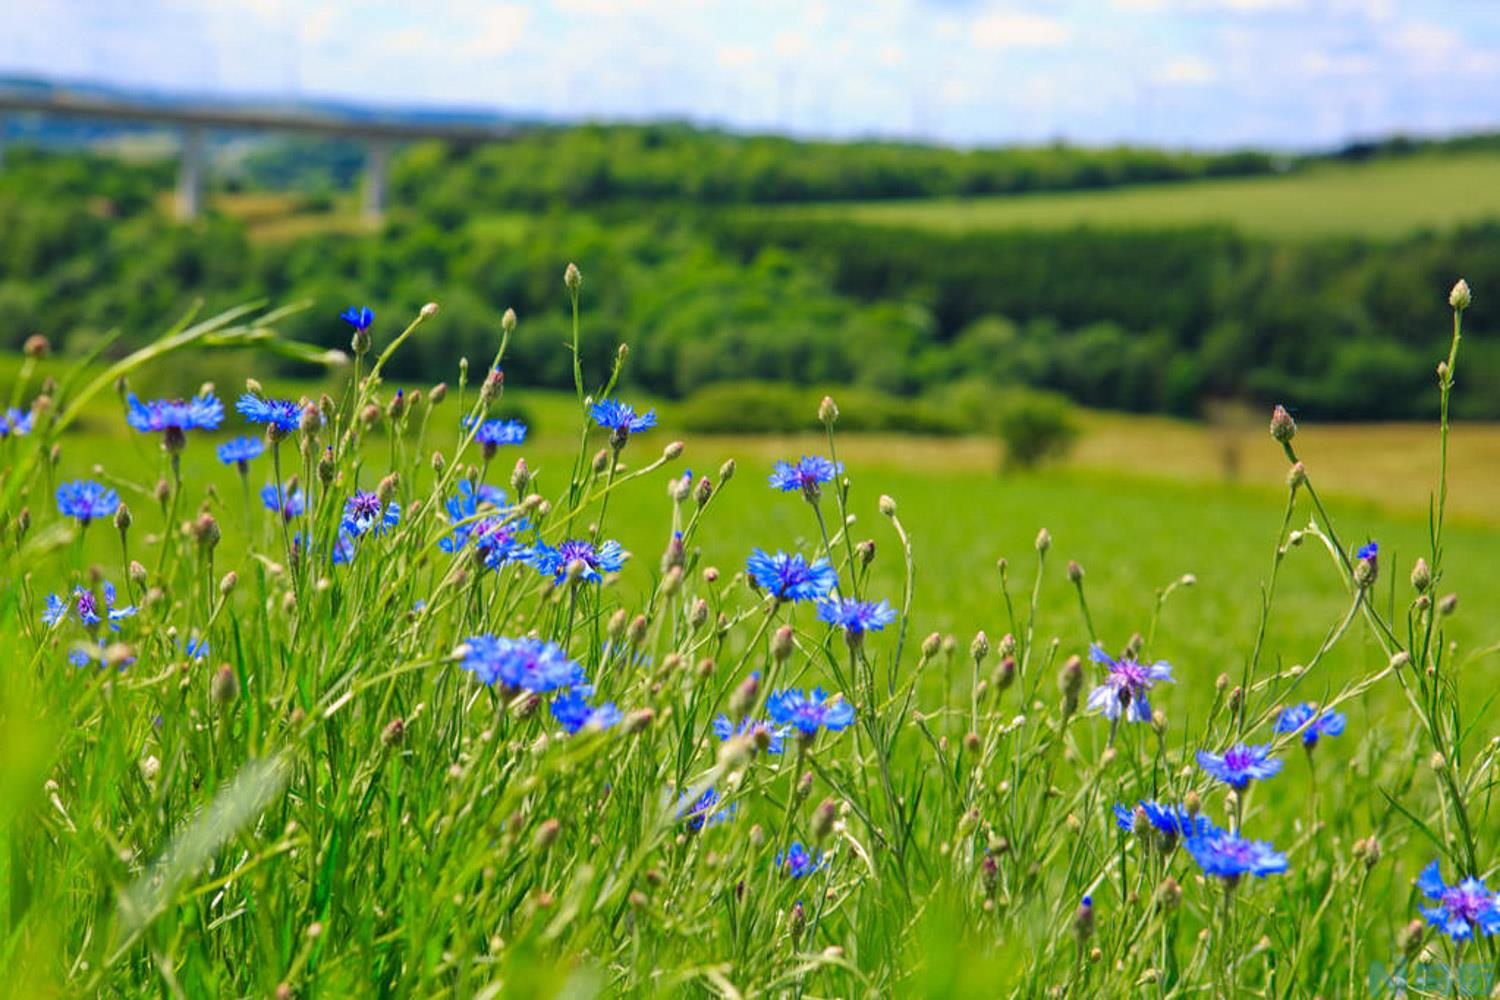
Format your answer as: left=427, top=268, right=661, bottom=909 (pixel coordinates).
left=674, top=380, right=964, bottom=435
left=995, top=388, right=1079, bottom=469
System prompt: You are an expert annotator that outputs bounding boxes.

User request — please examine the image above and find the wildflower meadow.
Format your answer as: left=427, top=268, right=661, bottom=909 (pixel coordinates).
left=2, top=272, right=1497, bottom=997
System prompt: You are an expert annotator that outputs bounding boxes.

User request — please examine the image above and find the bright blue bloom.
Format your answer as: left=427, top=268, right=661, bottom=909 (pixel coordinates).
left=549, top=690, right=623, bottom=734
left=459, top=635, right=587, bottom=693
left=126, top=392, right=224, bottom=435
left=678, top=787, right=736, bottom=831
left=817, top=596, right=897, bottom=635
left=340, top=305, right=375, bottom=331
left=291, top=530, right=356, bottom=566
left=342, top=490, right=400, bottom=538
left=769, top=455, right=842, bottom=497
left=217, top=435, right=264, bottom=467
left=1416, top=860, right=1500, bottom=941
left=1185, top=829, right=1288, bottom=880
left=465, top=417, right=528, bottom=450
left=438, top=481, right=508, bottom=553
left=528, top=538, right=626, bottom=583
left=42, top=582, right=136, bottom=630
left=767, top=688, right=855, bottom=735
left=1112, top=800, right=1215, bottom=840
left=590, top=398, right=656, bottom=440
left=1356, top=541, right=1378, bottom=561
left=236, top=394, right=302, bottom=434
left=56, top=480, right=120, bottom=525
left=777, top=842, right=825, bottom=879
left=185, top=636, right=209, bottom=660
left=1086, top=644, right=1174, bottom=723
left=1197, top=743, right=1283, bottom=788
left=67, top=637, right=135, bottom=670
left=261, top=483, right=306, bottom=520
left=473, top=518, right=530, bottom=569
left=712, top=715, right=789, bottom=754
left=1275, top=703, right=1347, bottom=747
left=746, top=549, right=837, bottom=603
left=0, top=407, right=34, bottom=437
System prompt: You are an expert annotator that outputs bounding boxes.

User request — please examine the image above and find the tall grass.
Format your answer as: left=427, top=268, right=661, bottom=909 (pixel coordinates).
left=0, top=276, right=1495, bottom=997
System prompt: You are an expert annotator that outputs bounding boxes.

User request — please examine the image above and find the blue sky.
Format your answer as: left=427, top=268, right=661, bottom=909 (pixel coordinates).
left=2, top=0, right=1497, bottom=149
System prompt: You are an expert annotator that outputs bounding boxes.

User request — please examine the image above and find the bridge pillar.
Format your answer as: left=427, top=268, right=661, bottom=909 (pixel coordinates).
left=176, top=126, right=205, bottom=221
left=363, top=138, right=392, bottom=223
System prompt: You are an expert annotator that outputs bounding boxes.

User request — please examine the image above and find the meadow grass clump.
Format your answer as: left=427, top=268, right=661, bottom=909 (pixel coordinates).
left=1, top=275, right=1497, bottom=997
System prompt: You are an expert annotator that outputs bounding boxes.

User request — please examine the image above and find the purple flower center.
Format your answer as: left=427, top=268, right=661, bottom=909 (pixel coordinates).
left=1441, top=886, right=1491, bottom=923
left=557, top=540, right=599, bottom=567
left=76, top=592, right=99, bottom=619
left=1223, top=746, right=1257, bottom=770
left=348, top=493, right=381, bottom=518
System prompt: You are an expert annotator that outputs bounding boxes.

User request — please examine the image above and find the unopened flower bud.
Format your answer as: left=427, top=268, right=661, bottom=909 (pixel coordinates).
left=192, top=513, right=220, bottom=551
left=114, top=504, right=132, bottom=534
left=718, top=458, right=735, bottom=483
left=812, top=798, right=838, bottom=841
left=211, top=664, right=239, bottom=703
left=627, top=614, right=648, bottom=647
left=1074, top=897, right=1095, bottom=941
left=1035, top=528, right=1051, bottom=552
left=963, top=731, right=981, bottom=754
left=1287, top=463, right=1306, bottom=490
left=500, top=307, right=517, bottom=335
left=430, top=382, right=447, bottom=405
left=993, top=656, right=1016, bottom=691
left=607, top=609, right=628, bottom=641
left=1389, top=650, right=1411, bottom=671
left=1184, top=790, right=1201, bottom=817
left=970, top=630, right=989, bottom=662
left=1410, top=558, right=1430, bottom=593
left=663, top=440, right=684, bottom=461
left=922, top=632, right=942, bottom=659
left=23, top=334, right=49, bottom=358
left=624, top=708, right=655, bottom=734
left=382, top=718, right=405, bottom=747
left=220, top=570, right=238, bottom=595
left=420, top=302, right=439, bottom=318
left=818, top=395, right=839, bottom=426
left=1269, top=404, right=1296, bottom=443
left=878, top=495, right=897, bottom=517
left=1156, top=876, right=1181, bottom=911
left=563, top=262, right=582, bottom=293
left=592, top=449, right=610, bottom=475
left=130, top=560, right=148, bottom=586
left=1066, top=560, right=1083, bottom=583
left=771, top=624, right=795, bottom=662
left=694, top=476, right=713, bottom=507
left=1449, top=278, right=1471, bottom=311
left=689, top=598, right=710, bottom=631
left=1438, top=593, right=1458, bottom=616
left=534, top=818, right=561, bottom=850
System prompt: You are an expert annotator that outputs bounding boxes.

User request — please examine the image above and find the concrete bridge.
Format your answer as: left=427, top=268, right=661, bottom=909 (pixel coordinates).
left=0, top=89, right=523, bottom=221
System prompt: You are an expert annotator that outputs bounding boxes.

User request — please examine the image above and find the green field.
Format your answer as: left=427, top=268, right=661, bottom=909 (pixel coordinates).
left=780, top=152, right=1500, bottom=239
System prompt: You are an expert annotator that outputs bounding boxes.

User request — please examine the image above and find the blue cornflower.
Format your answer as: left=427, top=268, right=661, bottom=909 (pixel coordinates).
left=767, top=688, right=855, bottom=736
left=769, top=455, right=842, bottom=500
left=1185, top=829, right=1288, bottom=880
left=342, top=490, right=400, bottom=538
left=185, top=636, right=209, bottom=660
left=1356, top=541, right=1378, bottom=561
left=67, top=637, right=136, bottom=670
left=1112, top=800, right=1215, bottom=841
left=236, top=394, right=302, bottom=436
left=746, top=549, right=837, bottom=603
left=777, top=842, right=825, bottom=879
left=817, top=596, right=897, bottom=636
left=550, top=690, right=623, bottom=734
left=261, top=484, right=306, bottom=520
left=217, top=435, right=264, bottom=469
left=1416, top=860, right=1500, bottom=942
left=473, top=518, right=530, bottom=570
left=340, top=305, right=375, bottom=331
left=291, top=530, right=356, bottom=566
left=712, top=715, right=789, bottom=754
left=528, top=538, right=626, bottom=583
left=590, top=398, right=656, bottom=445
left=1085, top=644, right=1174, bottom=723
left=1197, top=743, right=1283, bottom=788
left=1275, top=703, right=1347, bottom=748
left=56, top=480, right=120, bottom=526
left=42, top=582, right=136, bottom=630
left=459, top=635, right=587, bottom=693
left=678, top=787, right=736, bottom=831
left=465, top=417, right=528, bottom=456
left=0, top=407, right=34, bottom=437
left=438, top=481, right=508, bottom=553
left=126, top=393, right=224, bottom=446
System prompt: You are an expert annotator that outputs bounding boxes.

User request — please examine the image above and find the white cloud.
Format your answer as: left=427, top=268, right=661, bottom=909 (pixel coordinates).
left=1155, top=56, right=1216, bottom=84
left=971, top=13, right=1070, bottom=49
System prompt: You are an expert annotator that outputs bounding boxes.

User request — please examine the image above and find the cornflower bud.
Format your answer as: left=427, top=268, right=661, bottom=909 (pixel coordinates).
left=23, top=334, right=49, bottom=358
left=1410, top=558, right=1431, bottom=593
left=855, top=538, right=875, bottom=567
left=607, top=609, right=628, bottom=641
left=1035, top=528, right=1051, bottom=553
left=662, top=566, right=684, bottom=596
left=812, top=798, right=838, bottom=841
left=193, top=513, right=220, bottom=553
left=970, top=630, right=989, bottom=663
left=420, top=302, right=439, bottom=318
left=220, top=570, right=238, bottom=595
left=479, top=367, right=503, bottom=406
left=788, top=900, right=806, bottom=945
left=718, top=458, right=736, bottom=484
left=694, top=476, right=713, bottom=507
left=624, top=708, right=655, bottom=734
left=211, top=664, right=239, bottom=703
left=360, top=403, right=380, bottom=427
left=818, top=395, right=839, bottom=426
left=663, top=440, right=685, bottom=461
left=993, top=656, right=1016, bottom=691
left=1073, top=897, right=1095, bottom=941
left=1269, top=404, right=1296, bottom=443
left=511, top=457, right=530, bottom=496
left=501, top=307, right=517, bottom=335
left=1184, top=790, right=1201, bottom=817
left=795, top=771, right=814, bottom=800
left=689, top=598, right=710, bottom=631
left=879, top=495, right=897, bottom=517
left=1389, top=650, right=1411, bottom=671
left=1438, top=593, right=1458, bottom=616
left=386, top=390, right=406, bottom=422
left=1449, top=278, right=1471, bottom=311
left=130, top=560, right=148, bottom=586
left=319, top=446, right=336, bottom=486
left=114, top=503, right=132, bottom=536
left=1066, top=560, right=1083, bottom=583
left=1156, top=876, right=1181, bottom=911
left=382, top=718, right=406, bottom=747
left=981, top=854, right=1000, bottom=897
left=430, top=382, right=447, bottom=405
left=627, top=614, right=648, bottom=647
left=963, top=731, right=981, bottom=754
left=592, top=449, right=610, bottom=475
left=771, top=624, right=795, bottom=662
left=721, top=674, right=758, bottom=720
left=1059, top=655, right=1082, bottom=716
left=564, top=262, right=582, bottom=293
left=534, top=819, right=561, bottom=850
left=432, top=451, right=446, bottom=475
